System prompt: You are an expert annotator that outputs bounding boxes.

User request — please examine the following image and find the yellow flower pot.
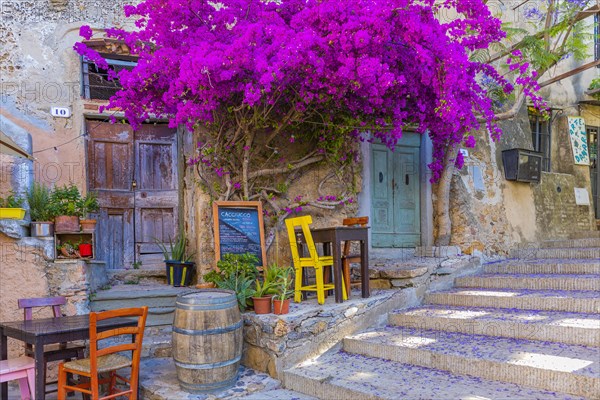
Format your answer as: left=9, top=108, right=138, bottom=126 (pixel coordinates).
left=0, top=208, right=26, bottom=219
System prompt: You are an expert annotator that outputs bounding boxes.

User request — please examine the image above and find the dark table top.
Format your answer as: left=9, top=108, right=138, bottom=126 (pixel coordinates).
left=310, top=226, right=369, bottom=232
left=0, top=314, right=136, bottom=340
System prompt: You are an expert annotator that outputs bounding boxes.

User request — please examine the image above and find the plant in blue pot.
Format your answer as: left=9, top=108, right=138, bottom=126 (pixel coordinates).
left=157, top=231, right=195, bottom=287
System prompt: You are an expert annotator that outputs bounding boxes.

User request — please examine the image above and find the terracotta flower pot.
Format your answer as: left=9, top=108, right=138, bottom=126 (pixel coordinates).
left=252, top=296, right=272, bottom=314
left=54, top=215, right=80, bottom=233
left=80, top=219, right=97, bottom=233
left=273, top=298, right=290, bottom=315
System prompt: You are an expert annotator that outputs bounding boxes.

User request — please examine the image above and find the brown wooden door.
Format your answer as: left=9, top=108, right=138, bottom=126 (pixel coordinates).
left=133, top=125, right=179, bottom=269
left=87, top=120, right=179, bottom=270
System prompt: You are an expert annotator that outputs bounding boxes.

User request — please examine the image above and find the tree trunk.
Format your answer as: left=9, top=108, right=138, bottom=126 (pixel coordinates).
left=434, top=145, right=459, bottom=246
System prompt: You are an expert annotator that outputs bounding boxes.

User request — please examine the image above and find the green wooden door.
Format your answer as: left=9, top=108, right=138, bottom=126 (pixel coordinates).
left=371, top=135, right=421, bottom=247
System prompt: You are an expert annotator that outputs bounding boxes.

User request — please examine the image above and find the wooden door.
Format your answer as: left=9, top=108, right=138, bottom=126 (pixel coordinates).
left=371, top=133, right=421, bottom=247
left=87, top=121, right=179, bottom=270
left=87, top=120, right=135, bottom=269
left=133, top=125, right=179, bottom=269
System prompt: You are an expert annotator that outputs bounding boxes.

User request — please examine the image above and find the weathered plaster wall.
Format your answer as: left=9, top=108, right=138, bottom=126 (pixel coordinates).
left=1, top=0, right=134, bottom=192
left=0, top=233, right=89, bottom=362
left=448, top=103, right=595, bottom=253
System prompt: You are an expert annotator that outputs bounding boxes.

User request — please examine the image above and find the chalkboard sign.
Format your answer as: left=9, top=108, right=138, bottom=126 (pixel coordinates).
left=213, top=201, right=267, bottom=268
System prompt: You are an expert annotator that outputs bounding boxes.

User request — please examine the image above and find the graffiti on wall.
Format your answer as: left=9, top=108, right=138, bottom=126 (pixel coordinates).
left=567, top=117, right=590, bottom=166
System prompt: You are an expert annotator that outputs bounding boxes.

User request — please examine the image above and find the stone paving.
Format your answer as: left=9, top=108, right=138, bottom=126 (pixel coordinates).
left=139, top=358, right=287, bottom=400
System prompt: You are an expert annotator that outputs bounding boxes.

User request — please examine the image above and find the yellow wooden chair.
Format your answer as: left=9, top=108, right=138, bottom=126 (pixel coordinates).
left=285, top=216, right=347, bottom=304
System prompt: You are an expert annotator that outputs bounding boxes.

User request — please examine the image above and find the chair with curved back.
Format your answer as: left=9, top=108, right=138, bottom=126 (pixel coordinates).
left=17, top=296, right=86, bottom=396
left=285, top=215, right=347, bottom=304
left=57, top=306, right=148, bottom=400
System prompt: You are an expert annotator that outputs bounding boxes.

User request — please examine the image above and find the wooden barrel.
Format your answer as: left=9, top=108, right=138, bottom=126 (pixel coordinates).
left=172, top=290, right=242, bottom=393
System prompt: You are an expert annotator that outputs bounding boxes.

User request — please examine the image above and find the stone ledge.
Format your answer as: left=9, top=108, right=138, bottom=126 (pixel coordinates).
left=0, top=219, right=29, bottom=239
left=242, top=288, right=421, bottom=378
left=349, top=256, right=480, bottom=291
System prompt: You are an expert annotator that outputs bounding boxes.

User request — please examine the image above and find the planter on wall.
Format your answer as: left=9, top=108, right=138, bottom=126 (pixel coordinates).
left=54, top=216, right=80, bottom=233
left=30, top=221, right=54, bottom=237
left=80, top=219, right=97, bottom=233
left=0, top=208, right=26, bottom=219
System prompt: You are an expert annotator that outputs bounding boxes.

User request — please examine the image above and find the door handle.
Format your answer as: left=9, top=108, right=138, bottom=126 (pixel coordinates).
left=405, top=174, right=409, bottom=185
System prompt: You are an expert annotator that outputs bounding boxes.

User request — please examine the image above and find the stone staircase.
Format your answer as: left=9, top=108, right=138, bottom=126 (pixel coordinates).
left=90, top=284, right=190, bottom=357
left=282, top=236, right=600, bottom=399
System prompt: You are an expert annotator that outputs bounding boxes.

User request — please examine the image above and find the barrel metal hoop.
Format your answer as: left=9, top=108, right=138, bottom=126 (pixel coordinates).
left=174, top=355, right=242, bottom=370
left=175, top=301, right=238, bottom=310
left=175, top=300, right=238, bottom=310
left=173, top=320, right=242, bottom=336
left=178, top=289, right=237, bottom=305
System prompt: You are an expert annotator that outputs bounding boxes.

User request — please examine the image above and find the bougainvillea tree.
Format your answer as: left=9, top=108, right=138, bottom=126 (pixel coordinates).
left=75, top=0, right=547, bottom=245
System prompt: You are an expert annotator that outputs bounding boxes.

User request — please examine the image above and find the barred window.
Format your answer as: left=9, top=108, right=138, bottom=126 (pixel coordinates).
left=528, top=108, right=551, bottom=172
left=81, top=57, right=136, bottom=100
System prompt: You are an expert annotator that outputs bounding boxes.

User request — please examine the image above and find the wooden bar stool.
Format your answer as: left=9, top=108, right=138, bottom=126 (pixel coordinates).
left=341, top=216, right=369, bottom=297
left=0, top=356, right=35, bottom=400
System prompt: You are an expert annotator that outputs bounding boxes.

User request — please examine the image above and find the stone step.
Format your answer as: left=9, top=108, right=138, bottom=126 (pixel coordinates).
left=510, top=247, right=600, bottom=259
left=343, top=326, right=600, bottom=398
left=388, top=305, right=600, bottom=346
left=483, top=259, right=600, bottom=275
left=242, top=389, right=318, bottom=399
left=90, top=284, right=189, bottom=309
left=570, top=231, right=600, bottom=239
left=426, top=288, right=600, bottom=313
left=455, top=273, right=600, bottom=291
left=283, top=351, right=584, bottom=400
left=90, top=284, right=190, bottom=326
left=539, top=238, right=600, bottom=248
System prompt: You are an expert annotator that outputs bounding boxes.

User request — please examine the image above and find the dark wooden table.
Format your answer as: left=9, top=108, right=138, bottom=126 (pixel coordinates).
left=0, top=314, right=136, bottom=400
left=310, top=226, right=370, bottom=303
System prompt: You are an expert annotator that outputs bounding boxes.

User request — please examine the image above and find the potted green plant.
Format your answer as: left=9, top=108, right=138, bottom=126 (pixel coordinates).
left=204, top=253, right=260, bottom=312
left=157, top=231, right=195, bottom=287
left=48, top=184, right=83, bottom=232
left=27, top=182, right=55, bottom=237
left=0, top=192, right=26, bottom=219
left=272, top=266, right=294, bottom=315
left=78, top=191, right=99, bottom=232
left=56, top=241, right=79, bottom=259
left=251, top=279, right=275, bottom=314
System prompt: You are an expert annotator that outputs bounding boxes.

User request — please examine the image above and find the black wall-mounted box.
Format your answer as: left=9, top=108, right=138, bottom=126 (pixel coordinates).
left=502, top=148, right=542, bottom=183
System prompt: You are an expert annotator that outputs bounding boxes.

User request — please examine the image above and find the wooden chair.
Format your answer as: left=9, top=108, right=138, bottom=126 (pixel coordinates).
left=0, top=356, right=35, bottom=400
left=57, top=306, right=148, bottom=400
left=17, top=296, right=86, bottom=396
left=341, top=216, right=369, bottom=298
left=285, top=216, right=347, bottom=305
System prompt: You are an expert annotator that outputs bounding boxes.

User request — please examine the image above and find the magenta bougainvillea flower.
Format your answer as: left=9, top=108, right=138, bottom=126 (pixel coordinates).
left=74, top=0, right=544, bottom=182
